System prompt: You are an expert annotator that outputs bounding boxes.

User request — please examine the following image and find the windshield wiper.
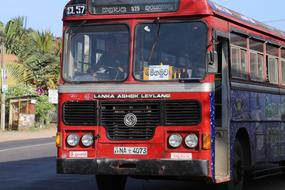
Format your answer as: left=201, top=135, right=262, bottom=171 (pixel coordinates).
left=70, top=20, right=88, bottom=37
left=147, top=18, right=161, bottom=63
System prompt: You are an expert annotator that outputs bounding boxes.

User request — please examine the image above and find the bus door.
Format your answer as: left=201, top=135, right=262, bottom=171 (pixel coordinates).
left=214, top=36, right=231, bottom=182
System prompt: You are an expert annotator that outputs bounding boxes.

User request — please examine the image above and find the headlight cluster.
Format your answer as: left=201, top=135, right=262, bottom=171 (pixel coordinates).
left=168, top=133, right=198, bottom=149
left=67, top=133, right=94, bottom=147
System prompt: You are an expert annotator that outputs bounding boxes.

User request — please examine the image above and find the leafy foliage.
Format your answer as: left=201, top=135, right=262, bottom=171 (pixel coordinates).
left=24, top=52, right=60, bottom=89
left=36, top=95, right=55, bottom=122
left=30, top=31, right=55, bottom=54
left=4, top=17, right=27, bottom=55
left=0, top=21, right=4, bottom=32
left=6, top=85, right=36, bottom=99
left=2, top=17, right=61, bottom=91
left=6, top=62, right=33, bottom=87
left=1, top=17, right=61, bottom=126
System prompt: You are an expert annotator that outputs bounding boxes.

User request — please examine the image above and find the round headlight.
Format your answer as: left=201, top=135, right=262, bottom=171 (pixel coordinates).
left=185, top=134, right=199, bottom=148
left=81, top=133, right=94, bottom=147
left=168, top=134, right=183, bottom=148
left=67, top=133, right=80, bottom=147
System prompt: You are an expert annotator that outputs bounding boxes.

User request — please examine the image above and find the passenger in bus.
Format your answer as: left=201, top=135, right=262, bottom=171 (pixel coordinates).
left=176, top=55, right=205, bottom=79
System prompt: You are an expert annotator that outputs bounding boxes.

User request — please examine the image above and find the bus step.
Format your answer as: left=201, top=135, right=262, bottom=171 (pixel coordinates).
left=252, top=167, right=283, bottom=180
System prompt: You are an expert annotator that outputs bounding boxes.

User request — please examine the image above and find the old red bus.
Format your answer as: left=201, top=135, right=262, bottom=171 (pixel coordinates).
left=57, top=0, right=285, bottom=190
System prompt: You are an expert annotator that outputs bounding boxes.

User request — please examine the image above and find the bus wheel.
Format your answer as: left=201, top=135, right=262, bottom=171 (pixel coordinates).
left=96, top=175, right=127, bottom=190
left=280, top=161, right=285, bottom=173
left=217, top=140, right=245, bottom=190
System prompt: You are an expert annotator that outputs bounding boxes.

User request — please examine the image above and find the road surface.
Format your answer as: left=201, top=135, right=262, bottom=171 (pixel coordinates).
left=0, top=138, right=284, bottom=190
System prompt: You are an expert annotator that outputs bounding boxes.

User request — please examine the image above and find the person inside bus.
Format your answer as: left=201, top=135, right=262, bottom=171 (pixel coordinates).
left=177, top=53, right=205, bottom=79
left=91, top=36, right=128, bottom=80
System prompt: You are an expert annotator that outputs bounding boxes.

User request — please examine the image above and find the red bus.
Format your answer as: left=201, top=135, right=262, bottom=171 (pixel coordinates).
left=57, top=0, right=285, bottom=190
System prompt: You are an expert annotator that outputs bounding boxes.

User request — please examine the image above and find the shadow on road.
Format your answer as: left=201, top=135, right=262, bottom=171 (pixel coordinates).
left=0, top=157, right=284, bottom=190
left=0, top=157, right=96, bottom=190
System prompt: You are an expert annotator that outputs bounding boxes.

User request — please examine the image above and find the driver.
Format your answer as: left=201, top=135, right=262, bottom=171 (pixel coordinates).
left=92, top=36, right=127, bottom=80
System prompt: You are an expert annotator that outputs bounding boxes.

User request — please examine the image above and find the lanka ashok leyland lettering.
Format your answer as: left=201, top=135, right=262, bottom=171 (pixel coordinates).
left=57, top=0, right=285, bottom=190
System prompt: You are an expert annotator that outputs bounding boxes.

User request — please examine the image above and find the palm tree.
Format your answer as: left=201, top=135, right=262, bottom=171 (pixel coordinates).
left=4, top=17, right=27, bottom=55
left=30, top=31, right=54, bottom=54
left=5, top=62, right=33, bottom=87
left=2, top=17, right=61, bottom=91
left=23, top=30, right=60, bottom=90
left=0, top=21, right=4, bottom=32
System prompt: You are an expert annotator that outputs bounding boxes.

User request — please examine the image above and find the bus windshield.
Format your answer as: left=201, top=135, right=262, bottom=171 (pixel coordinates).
left=134, top=22, right=207, bottom=81
left=62, top=24, right=129, bottom=82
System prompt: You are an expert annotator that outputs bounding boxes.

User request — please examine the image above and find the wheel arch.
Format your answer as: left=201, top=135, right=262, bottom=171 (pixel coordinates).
left=235, top=128, right=252, bottom=172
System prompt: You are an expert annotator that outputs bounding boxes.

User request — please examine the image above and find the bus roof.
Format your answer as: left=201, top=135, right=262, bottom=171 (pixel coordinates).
left=208, top=1, right=285, bottom=41
left=64, top=0, right=285, bottom=40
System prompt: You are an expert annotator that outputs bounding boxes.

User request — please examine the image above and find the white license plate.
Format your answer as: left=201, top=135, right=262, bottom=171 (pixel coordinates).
left=114, top=147, right=148, bottom=155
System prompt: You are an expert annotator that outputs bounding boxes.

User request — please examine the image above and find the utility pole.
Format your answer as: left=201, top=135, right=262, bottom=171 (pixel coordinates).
left=0, top=34, right=5, bottom=131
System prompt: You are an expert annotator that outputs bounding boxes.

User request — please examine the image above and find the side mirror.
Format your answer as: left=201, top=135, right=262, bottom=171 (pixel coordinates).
left=207, top=51, right=218, bottom=73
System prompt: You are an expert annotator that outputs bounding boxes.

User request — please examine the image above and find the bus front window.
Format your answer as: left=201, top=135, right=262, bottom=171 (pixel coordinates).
left=134, top=22, right=207, bottom=81
left=63, top=24, right=129, bottom=82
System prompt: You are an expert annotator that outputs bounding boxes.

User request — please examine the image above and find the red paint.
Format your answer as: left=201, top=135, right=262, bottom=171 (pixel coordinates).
left=59, top=0, right=285, bottom=180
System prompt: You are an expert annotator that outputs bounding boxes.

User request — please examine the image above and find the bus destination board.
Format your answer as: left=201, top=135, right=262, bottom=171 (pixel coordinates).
left=89, top=0, right=179, bottom=15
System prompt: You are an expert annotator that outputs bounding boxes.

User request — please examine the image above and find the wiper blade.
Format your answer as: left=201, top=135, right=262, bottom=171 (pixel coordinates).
left=147, top=18, right=161, bottom=63
left=70, top=20, right=88, bottom=37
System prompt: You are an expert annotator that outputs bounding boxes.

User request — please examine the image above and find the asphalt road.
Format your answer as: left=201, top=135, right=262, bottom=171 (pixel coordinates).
left=0, top=138, right=284, bottom=190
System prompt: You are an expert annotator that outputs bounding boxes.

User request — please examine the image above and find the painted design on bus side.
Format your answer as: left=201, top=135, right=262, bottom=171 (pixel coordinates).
left=231, top=90, right=285, bottom=121
left=231, top=89, right=285, bottom=161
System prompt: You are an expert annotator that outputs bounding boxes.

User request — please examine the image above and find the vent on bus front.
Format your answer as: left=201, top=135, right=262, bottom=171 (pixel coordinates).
left=165, top=100, right=201, bottom=126
left=100, top=101, right=160, bottom=140
left=63, top=101, right=97, bottom=125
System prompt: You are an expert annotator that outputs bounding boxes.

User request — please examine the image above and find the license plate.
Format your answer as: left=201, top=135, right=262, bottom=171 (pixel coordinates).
left=114, top=147, right=148, bottom=155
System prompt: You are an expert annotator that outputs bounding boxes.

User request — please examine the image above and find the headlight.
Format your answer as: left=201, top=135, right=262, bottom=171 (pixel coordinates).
left=185, top=134, right=199, bottom=148
left=81, top=133, right=94, bottom=147
left=168, top=134, right=183, bottom=148
left=67, top=133, right=80, bottom=147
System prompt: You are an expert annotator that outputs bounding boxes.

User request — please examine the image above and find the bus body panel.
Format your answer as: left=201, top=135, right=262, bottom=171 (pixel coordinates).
left=58, top=0, right=285, bottom=186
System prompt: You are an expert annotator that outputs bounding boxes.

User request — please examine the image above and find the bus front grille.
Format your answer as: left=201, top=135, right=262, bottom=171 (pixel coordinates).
left=165, top=100, right=201, bottom=126
left=62, top=100, right=202, bottom=140
left=63, top=101, right=97, bottom=125
left=100, top=101, right=160, bottom=140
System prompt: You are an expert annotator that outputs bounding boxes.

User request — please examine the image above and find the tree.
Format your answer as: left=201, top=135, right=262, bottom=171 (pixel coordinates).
left=0, top=17, right=61, bottom=128
left=4, top=17, right=27, bottom=55
left=0, top=21, right=4, bottom=32
left=30, top=31, right=54, bottom=54
left=23, top=30, right=61, bottom=90
left=24, top=52, right=59, bottom=89
left=1, top=17, right=61, bottom=91
left=6, top=62, right=32, bottom=87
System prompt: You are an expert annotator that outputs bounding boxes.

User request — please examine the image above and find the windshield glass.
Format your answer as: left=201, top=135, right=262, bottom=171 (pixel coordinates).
left=63, top=24, right=129, bottom=82
left=134, top=22, right=207, bottom=81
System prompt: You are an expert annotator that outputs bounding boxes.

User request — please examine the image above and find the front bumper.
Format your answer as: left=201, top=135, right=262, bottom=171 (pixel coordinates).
left=57, top=158, right=209, bottom=177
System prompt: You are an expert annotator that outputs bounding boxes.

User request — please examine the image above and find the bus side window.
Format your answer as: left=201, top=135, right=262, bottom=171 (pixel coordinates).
left=266, top=44, right=279, bottom=84
left=230, top=33, right=248, bottom=80
left=281, top=48, right=285, bottom=85
left=249, top=39, right=265, bottom=82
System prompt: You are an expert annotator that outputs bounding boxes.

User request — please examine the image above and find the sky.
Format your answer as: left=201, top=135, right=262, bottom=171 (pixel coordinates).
left=0, top=0, right=285, bottom=37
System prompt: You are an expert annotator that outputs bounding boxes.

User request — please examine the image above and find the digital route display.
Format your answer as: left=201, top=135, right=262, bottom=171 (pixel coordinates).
left=89, top=0, right=180, bottom=15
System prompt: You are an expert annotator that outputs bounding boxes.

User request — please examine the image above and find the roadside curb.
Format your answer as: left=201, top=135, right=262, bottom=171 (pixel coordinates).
left=0, top=127, right=56, bottom=143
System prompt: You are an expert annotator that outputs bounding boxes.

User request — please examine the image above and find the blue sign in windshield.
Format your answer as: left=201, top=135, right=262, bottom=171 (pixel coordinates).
left=89, top=0, right=179, bottom=15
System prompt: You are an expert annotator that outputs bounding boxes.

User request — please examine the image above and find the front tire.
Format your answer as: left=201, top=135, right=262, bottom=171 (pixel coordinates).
left=217, top=140, right=245, bottom=190
left=280, top=161, right=285, bottom=173
left=96, top=175, right=127, bottom=190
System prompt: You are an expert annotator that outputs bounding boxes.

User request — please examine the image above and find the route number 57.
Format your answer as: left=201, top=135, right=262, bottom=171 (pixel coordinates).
left=66, top=5, right=86, bottom=16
